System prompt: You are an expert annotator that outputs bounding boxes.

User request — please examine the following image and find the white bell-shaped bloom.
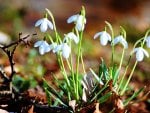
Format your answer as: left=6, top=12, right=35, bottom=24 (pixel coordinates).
left=146, top=36, right=150, bottom=48
left=34, top=40, right=51, bottom=55
left=94, top=31, right=111, bottom=46
left=35, top=18, right=53, bottom=32
left=54, top=43, right=71, bottom=59
left=112, top=35, right=128, bottom=48
left=63, top=32, right=79, bottom=44
left=133, top=47, right=149, bottom=62
left=67, top=14, right=86, bottom=31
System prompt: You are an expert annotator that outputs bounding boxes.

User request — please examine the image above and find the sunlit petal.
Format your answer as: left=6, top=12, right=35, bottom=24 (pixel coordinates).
left=39, top=46, right=45, bottom=55
left=46, top=19, right=53, bottom=30
left=141, top=48, right=149, bottom=58
left=146, top=36, right=150, bottom=48
left=76, top=15, right=85, bottom=31
left=133, top=47, right=149, bottom=62
left=64, top=32, right=79, bottom=44
left=62, top=43, right=71, bottom=59
left=35, top=18, right=53, bottom=32
left=34, top=41, right=43, bottom=47
left=113, top=35, right=128, bottom=48
left=67, top=14, right=79, bottom=23
left=136, top=49, right=144, bottom=61
left=40, top=19, right=48, bottom=32
left=94, top=32, right=102, bottom=39
left=35, top=18, right=43, bottom=27
left=94, top=31, right=111, bottom=46
left=53, top=44, right=62, bottom=53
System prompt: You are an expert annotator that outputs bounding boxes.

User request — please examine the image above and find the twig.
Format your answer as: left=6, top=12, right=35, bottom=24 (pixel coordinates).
left=0, top=33, right=31, bottom=82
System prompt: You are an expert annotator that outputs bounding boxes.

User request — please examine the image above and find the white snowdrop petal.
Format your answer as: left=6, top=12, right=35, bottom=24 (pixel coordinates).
left=40, top=19, right=48, bottom=32
left=76, top=15, right=85, bottom=31
left=34, top=41, right=43, bottom=47
left=67, top=32, right=79, bottom=44
left=44, top=46, right=51, bottom=53
left=62, top=43, right=71, bottom=59
left=122, top=40, right=128, bottom=49
left=142, top=48, right=149, bottom=58
left=67, top=14, right=79, bottom=23
left=113, top=37, right=120, bottom=45
left=106, top=32, right=111, bottom=41
left=133, top=48, right=139, bottom=53
left=39, top=46, right=45, bottom=55
left=53, top=45, right=62, bottom=53
left=42, top=42, right=51, bottom=53
left=100, top=33, right=108, bottom=46
left=136, top=50, right=144, bottom=61
left=94, top=32, right=102, bottom=39
left=46, top=19, right=54, bottom=30
left=146, top=36, right=150, bottom=48
left=35, top=19, right=43, bottom=27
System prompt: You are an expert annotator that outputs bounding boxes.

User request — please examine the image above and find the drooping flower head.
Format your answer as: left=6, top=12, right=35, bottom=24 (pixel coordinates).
left=53, top=43, right=71, bottom=59
left=63, top=32, right=79, bottom=44
left=94, top=31, right=111, bottom=46
left=132, top=47, right=149, bottom=62
left=67, top=14, right=86, bottom=31
left=146, top=36, right=150, bottom=48
left=34, top=40, right=51, bottom=55
left=67, top=7, right=86, bottom=31
left=112, top=35, right=128, bottom=48
left=35, top=18, right=53, bottom=32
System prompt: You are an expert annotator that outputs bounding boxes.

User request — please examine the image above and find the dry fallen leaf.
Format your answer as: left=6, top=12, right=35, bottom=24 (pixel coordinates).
left=93, top=103, right=102, bottom=113
left=28, top=105, right=34, bottom=113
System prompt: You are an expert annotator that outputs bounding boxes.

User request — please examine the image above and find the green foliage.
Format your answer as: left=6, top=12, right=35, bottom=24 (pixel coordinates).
left=12, top=75, right=37, bottom=92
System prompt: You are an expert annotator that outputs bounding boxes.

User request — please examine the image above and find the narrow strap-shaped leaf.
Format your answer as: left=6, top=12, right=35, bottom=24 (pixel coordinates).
left=45, top=88, right=68, bottom=107
left=90, top=81, right=109, bottom=102
left=123, top=87, right=145, bottom=106
left=43, top=79, right=67, bottom=106
left=98, top=92, right=112, bottom=103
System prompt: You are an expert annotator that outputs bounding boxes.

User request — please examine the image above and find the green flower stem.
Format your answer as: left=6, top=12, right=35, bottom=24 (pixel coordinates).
left=57, top=54, right=70, bottom=87
left=69, top=41, right=76, bottom=94
left=119, top=29, right=150, bottom=95
left=141, top=29, right=150, bottom=47
left=105, top=21, right=114, bottom=65
left=81, top=52, right=86, bottom=74
left=119, top=48, right=125, bottom=70
left=76, top=31, right=83, bottom=100
left=120, top=61, right=137, bottom=95
left=75, top=7, right=86, bottom=100
left=45, top=8, right=62, bottom=43
left=117, top=55, right=131, bottom=93
left=46, top=33, right=54, bottom=43
left=66, top=59, right=71, bottom=71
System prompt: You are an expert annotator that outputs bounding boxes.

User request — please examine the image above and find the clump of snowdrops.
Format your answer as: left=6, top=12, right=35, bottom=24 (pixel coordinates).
left=33, top=6, right=150, bottom=112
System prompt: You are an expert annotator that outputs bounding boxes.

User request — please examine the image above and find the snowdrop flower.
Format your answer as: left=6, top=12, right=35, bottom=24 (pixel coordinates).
left=94, top=31, right=111, bottom=46
left=54, top=43, right=71, bottom=59
left=63, top=32, right=79, bottom=44
left=133, top=47, right=149, bottom=62
left=34, top=40, right=51, bottom=55
left=67, top=14, right=86, bottom=31
left=35, top=18, right=53, bottom=32
left=146, top=36, right=150, bottom=48
left=112, top=35, right=128, bottom=48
